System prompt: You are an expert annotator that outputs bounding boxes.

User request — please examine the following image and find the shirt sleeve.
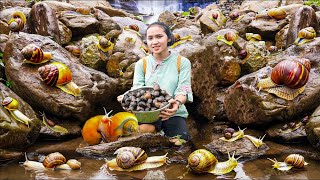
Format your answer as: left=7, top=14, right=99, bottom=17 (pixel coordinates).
left=174, top=57, right=193, bottom=103
left=132, top=59, right=145, bottom=89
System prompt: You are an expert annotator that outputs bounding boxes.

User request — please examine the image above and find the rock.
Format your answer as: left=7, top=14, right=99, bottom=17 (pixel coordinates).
left=3, top=32, right=122, bottom=122
left=0, top=0, right=29, bottom=11
left=76, top=133, right=171, bottom=158
left=224, top=38, right=320, bottom=125
left=275, top=24, right=289, bottom=49
left=158, top=11, right=177, bottom=29
left=68, top=0, right=112, bottom=9
left=241, top=41, right=268, bottom=74
left=0, top=7, right=31, bottom=35
left=0, top=82, right=42, bottom=149
left=172, top=26, right=202, bottom=44
left=143, top=170, right=167, bottom=180
left=59, top=11, right=99, bottom=37
left=266, top=119, right=307, bottom=143
left=199, top=9, right=227, bottom=35
left=0, top=34, right=8, bottom=52
left=92, top=8, right=121, bottom=35
left=225, top=11, right=256, bottom=38
left=239, top=0, right=279, bottom=13
left=42, top=1, right=76, bottom=13
left=306, top=105, right=320, bottom=150
left=95, top=5, right=130, bottom=17
left=27, top=2, right=61, bottom=44
left=111, top=16, right=148, bottom=39
left=57, top=20, right=72, bottom=45
left=0, top=149, right=23, bottom=161
left=286, top=5, right=319, bottom=48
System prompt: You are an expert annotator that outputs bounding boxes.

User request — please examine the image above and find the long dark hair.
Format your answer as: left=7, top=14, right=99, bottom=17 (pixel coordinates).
left=146, top=22, right=175, bottom=46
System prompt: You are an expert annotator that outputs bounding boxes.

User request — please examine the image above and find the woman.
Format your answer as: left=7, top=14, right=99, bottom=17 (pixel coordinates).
left=118, top=22, right=193, bottom=145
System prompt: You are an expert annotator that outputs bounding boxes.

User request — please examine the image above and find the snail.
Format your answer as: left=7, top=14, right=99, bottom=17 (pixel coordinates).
left=1, top=97, right=32, bottom=127
left=267, top=7, right=287, bottom=20
left=55, top=159, right=81, bottom=170
left=229, top=11, right=243, bottom=22
left=267, top=45, right=278, bottom=52
left=40, top=112, right=68, bottom=134
left=207, top=9, right=226, bottom=27
left=65, top=45, right=80, bottom=57
left=22, top=152, right=46, bottom=170
left=217, top=31, right=238, bottom=46
left=124, top=25, right=141, bottom=36
left=294, top=27, right=316, bottom=46
left=212, top=12, right=219, bottom=19
left=219, top=127, right=246, bottom=142
left=38, top=62, right=81, bottom=97
left=105, top=147, right=167, bottom=172
left=256, top=58, right=310, bottom=100
left=187, top=149, right=240, bottom=175
left=268, top=154, right=308, bottom=171
left=82, top=109, right=139, bottom=145
left=246, top=33, right=262, bottom=42
left=7, top=11, right=26, bottom=32
left=75, top=7, right=91, bottom=15
left=42, top=152, right=66, bottom=168
left=97, top=37, right=114, bottom=55
left=105, top=29, right=122, bottom=44
left=243, top=134, right=266, bottom=148
left=223, top=128, right=235, bottom=140
left=21, top=44, right=52, bottom=64
left=279, top=121, right=303, bottom=134
left=169, top=34, right=193, bottom=48
left=238, top=49, right=249, bottom=61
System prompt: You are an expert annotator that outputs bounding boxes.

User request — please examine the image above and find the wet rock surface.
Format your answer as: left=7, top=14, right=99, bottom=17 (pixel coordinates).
left=306, top=105, right=320, bottom=150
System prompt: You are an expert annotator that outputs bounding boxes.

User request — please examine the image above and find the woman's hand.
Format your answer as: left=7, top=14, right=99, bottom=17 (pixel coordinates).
left=159, top=99, right=179, bottom=121
left=117, top=95, right=124, bottom=103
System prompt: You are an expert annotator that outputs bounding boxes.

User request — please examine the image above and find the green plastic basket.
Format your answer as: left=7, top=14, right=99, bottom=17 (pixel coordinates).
left=122, top=86, right=170, bottom=123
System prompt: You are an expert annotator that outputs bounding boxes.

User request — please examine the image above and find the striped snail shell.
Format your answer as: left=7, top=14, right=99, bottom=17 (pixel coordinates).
left=129, top=24, right=139, bottom=32
left=8, top=11, right=26, bottom=32
left=66, top=159, right=81, bottom=170
left=271, top=58, right=310, bottom=89
left=21, top=44, right=52, bottom=64
left=115, top=147, right=148, bottom=169
left=42, top=152, right=66, bottom=168
left=187, top=149, right=218, bottom=173
left=298, top=27, right=316, bottom=39
left=284, top=154, right=307, bottom=168
left=224, top=31, right=238, bottom=42
left=173, top=33, right=181, bottom=42
left=267, top=7, right=287, bottom=20
left=229, top=11, right=239, bottom=20
left=1, top=97, right=18, bottom=110
left=38, top=62, right=72, bottom=86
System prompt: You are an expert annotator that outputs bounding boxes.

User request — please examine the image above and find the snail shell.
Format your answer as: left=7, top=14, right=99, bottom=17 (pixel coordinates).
left=99, top=37, right=111, bottom=49
left=173, top=33, right=181, bottom=42
left=212, top=12, right=219, bottom=19
left=238, top=49, right=248, bottom=60
left=128, top=24, right=139, bottom=32
left=66, top=159, right=81, bottom=170
left=115, top=147, right=148, bottom=169
left=229, top=11, right=239, bottom=20
left=297, top=27, right=316, bottom=39
left=187, top=149, right=218, bottom=173
left=106, top=29, right=122, bottom=43
left=267, top=7, right=287, bottom=20
left=284, top=154, right=307, bottom=168
left=42, top=152, right=66, bottom=168
left=65, top=45, right=80, bottom=57
left=76, top=7, right=91, bottom=15
left=224, top=31, right=238, bottom=42
left=1, top=97, right=18, bottom=110
left=21, top=44, right=52, bottom=64
left=38, top=62, right=72, bottom=86
left=271, top=59, right=310, bottom=89
left=8, top=11, right=26, bottom=32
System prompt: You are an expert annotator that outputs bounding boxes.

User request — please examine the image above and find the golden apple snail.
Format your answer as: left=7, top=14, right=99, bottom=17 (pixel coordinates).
left=105, top=29, right=122, bottom=43
left=187, top=149, right=240, bottom=175
left=1, top=97, right=32, bottom=127
left=294, top=27, right=316, bottom=46
left=257, top=58, right=311, bottom=100
left=21, top=44, right=52, bottom=64
left=104, top=147, right=167, bottom=172
left=75, top=7, right=91, bottom=15
left=267, top=7, right=287, bottom=20
left=268, top=154, right=308, bottom=171
left=7, top=11, right=26, bottom=32
left=38, top=62, right=81, bottom=96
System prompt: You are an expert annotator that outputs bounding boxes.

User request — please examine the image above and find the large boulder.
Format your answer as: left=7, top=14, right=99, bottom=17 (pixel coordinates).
left=111, top=17, right=148, bottom=39
left=306, top=105, right=320, bottom=150
left=3, top=32, right=125, bottom=122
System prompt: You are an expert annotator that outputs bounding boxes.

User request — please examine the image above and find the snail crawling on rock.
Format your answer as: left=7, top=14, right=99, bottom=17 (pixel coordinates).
left=268, top=154, right=308, bottom=171
left=104, top=147, right=167, bottom=172
left=21, top=44, right=52, bottom=64
left=217, top=31, right=238, bottom=46
left=1, top=97, right=32, bottom=127
left=187, top=149, right=241, bottom=175
left=294, top=27, right=316, bottom=46
left=124, top=24, right=141, bottom=36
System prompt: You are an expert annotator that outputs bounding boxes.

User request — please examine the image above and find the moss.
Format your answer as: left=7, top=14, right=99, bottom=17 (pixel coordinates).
left=304, top=0, right=320, bottom=6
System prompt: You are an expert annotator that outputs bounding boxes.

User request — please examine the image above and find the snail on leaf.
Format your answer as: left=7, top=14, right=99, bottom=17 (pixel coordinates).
left=38, top=62, right=82, bottom=97
left=169, top=34, right=193, bottom=48
left=21, top=44, right=53, bottom=64
left=124, top=24, right=141, bottom=37
left=40, top=112, right=68, bottom=134
left=294, top=27, right=316, bottom=46
left=1, top=97, right=32, bottom=127
left=229, top=11, right=244, bottom=22
left=257, top=58, right=311, bottom=100
left=208, top=9, right=226, bottom=27
left=7, top=11, right=26, bottom=33
left=97, top=36, right=114, bottom=55
left=217, top=31, right=238, bottom=46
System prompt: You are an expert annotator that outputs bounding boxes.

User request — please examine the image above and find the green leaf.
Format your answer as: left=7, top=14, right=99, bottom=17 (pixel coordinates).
left=181, top=11, right=190, bottom=17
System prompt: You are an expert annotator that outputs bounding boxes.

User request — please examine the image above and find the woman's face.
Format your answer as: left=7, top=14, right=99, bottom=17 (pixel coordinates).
left=146, top=26, right=171, bottom=55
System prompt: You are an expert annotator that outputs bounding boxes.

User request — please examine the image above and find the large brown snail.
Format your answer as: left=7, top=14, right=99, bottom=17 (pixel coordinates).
left=97, top=37, right=114, bottom=55
left=7, top=11, right=26, bottom=32
left=104, top=147, right=167, bottom=172
left=1, top=97, right=32, bottom=127
left=38, top=62, right=81, bottom=97
left=294, top=27, right=316, bottom=46
left=21, top=44, right=53, bottom=64
left=217, top=31, right=238, bottom=46
left=267, top=7, right=287, bottom=20
left=170, top=34, right=193, bottom=48
left=257, top=58, right=311, bottom=100
left=187, top=149, right=240, bottom=175
left=268, top=154, right=308, bottom=171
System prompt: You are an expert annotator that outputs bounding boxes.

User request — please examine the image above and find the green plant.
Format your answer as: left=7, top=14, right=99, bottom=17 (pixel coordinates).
left=304, top=0, right=320, bottom=6
left=0, top=52, right=3, bottom=67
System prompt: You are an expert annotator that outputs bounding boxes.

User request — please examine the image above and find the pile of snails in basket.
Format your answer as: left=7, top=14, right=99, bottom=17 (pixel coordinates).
left=121, top=83, right=172, bottom=112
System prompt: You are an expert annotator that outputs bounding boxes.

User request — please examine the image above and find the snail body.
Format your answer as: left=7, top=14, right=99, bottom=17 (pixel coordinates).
left=40, top=112, right=68, bottom=134
left=38, top=62, right=81, bottom=96
left=187, top=149, right=240, bottom=175
left=219, top=127, right=246, bottom=142
left=294, top=27, right=316, bottom=46
left=105, top=147, right=167, bottom=172
left=217, top=31, right=238, bottom=46
left=22, top=153, right=46, bottom=170
left=243, top=134, right=266, bottom=148
left=1, top=97, right=32, bottom=127
left=268, top=154, right=308, bottom=171
left=8, top=11, right=26, bottom=32
left=257, top=59, right=310, bottom=100
left=21, top=44, right=52, bottom=64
